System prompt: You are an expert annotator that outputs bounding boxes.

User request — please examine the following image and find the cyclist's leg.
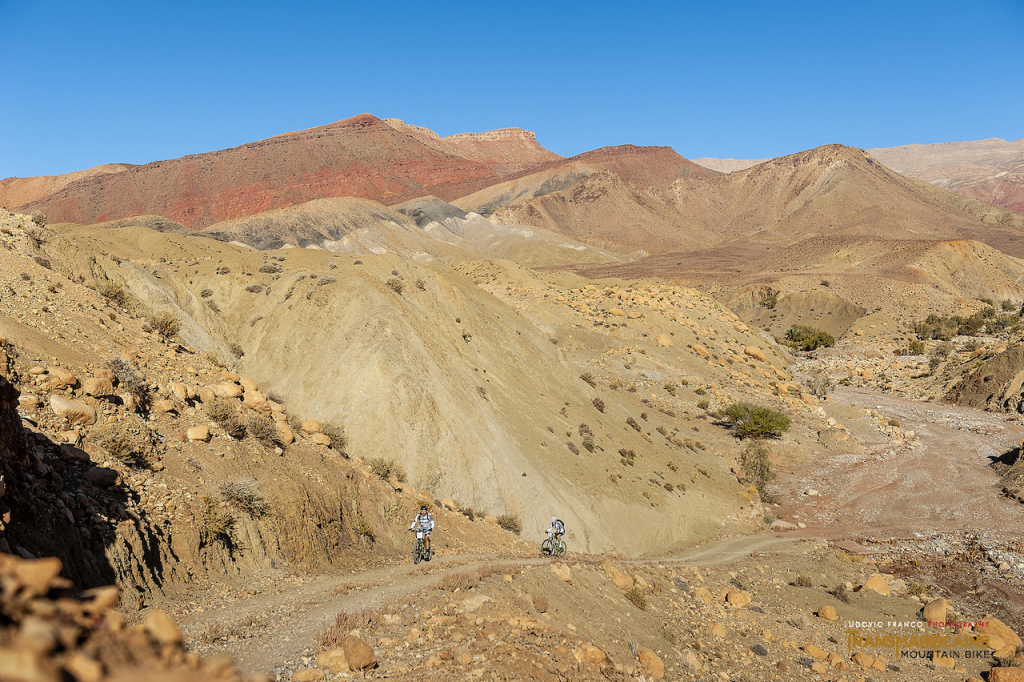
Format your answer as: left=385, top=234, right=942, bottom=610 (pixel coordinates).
left=424, top=530, right=431, bottom=551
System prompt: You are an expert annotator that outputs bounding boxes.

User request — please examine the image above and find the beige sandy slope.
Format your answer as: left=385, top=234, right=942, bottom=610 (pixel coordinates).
left=40, top=223, right=815, bottom=555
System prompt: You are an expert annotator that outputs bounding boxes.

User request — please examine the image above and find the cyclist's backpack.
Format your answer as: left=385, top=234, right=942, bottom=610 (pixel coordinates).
left=555, top=518, right=565, bottom=531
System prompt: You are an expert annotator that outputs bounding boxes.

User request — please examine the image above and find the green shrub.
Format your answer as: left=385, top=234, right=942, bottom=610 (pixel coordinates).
left=201, top=497, right=234, bottom=546
left=784, top=325, right=835, bottom=351
left=759, top=288, right=779, bottom=309
left=720, top=401, right=791, bottom=439
left=368, top=458, right=407, bottom=482
left=496, top=513, right=522, bottom=534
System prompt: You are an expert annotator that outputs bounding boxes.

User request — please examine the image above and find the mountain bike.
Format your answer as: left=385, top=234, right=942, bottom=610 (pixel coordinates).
left=412, top=530, right=432, bottom=564
left=540, top=533, right=566, bottom=557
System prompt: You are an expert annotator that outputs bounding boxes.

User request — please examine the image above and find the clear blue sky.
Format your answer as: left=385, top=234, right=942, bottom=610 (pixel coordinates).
left=1, top=0, right=1022, bottom=178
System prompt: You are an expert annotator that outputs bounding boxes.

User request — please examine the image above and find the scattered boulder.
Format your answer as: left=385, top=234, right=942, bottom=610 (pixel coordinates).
left=48, top=367, right=78, bottom=389
left=187, top=426, right=210, bottom=442
left=802, top=643, right=827, bottom=659
left=769, top=520, right=799, bottom=532
left=859, top=574, right=891, bottom=596
left=290, top=669, right=326, bottom=682
left=301, top=419, right=323, bottom=434
left=603, top=561, right=633, bottom=591
left=341, top=635, right=376, bottom=671
left=744, top=346, right=767, bottom=362
left=692, top=344, right=710, bottom=358
left=152, top=400, right=177, bottom=415
left=85, top=467, right=118, bottom=488
left=922, top=598, right=948, bottom=624
left=637, top=646, right=664, bottom=679
left=655, top=333, right=673, bottom=347
left=310, top=433, right=331, bottom=447
left=989, top=669, right=1024, bottom=682
left=551, top=563, right=572, bottom=583
left=49, top=396, right=96, bottom=426
left=82, top=378, right=114, bottom=397
left=725, top=589, right=751, bottom=607
left=276, top=423, right=295, bottom=444
left=316, top=648, right=348, bottom=673
left=574, top=643, right=610, bottom=667
left=143, top=610, right=182, bottom=645
left=976, top=616, right=1023, bottom=648
left=212, top=382, right=243, bottom=399
left=817, top=605, right=838, bottom=620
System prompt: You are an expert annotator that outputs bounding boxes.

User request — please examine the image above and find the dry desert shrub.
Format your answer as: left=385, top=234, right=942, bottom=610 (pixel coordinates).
left=367, top=458, right=407, bottom=482
left=592, top=397, right=605, bottom=412
left=148, top=311, right=181, bottom=338
left=580, top=372, right=596, bottom=387
left=98, top=281, right=132, bottom=308
left=200, top=288, right=214, bottom=298
left=219, top=479, right=270, bottom=517
left=92, top=423, right=152, bottom=468
left=258, top=264, right=281, bottom=274
left=624, top=587, right=647, bottom=610
left=438, top=565, right=503, bottom=592
left=322, top=423, right=347, bottom=451
left=105, top=357, right=151, bottom=413
left=318, top=606, right=393, bottom=650
left=244, top=284, right=263, bottom=294
left=356, top=515, right=374, bottom=541
left=201, top=497, right=234, bottom=546
left=247, top=413, right=278, bottom=448
left=496, top=513, right=522, bottom=534
left=206, top=398, right=245, bottom=439
left=229, top=343, right=244, bottom=358
left=385, top=278, right=404, bottom=294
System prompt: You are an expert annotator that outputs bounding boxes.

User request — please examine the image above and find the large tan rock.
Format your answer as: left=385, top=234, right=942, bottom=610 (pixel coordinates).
left=574, top=643, right=610, bottom=667
left=603, top=561, right=633, bottom=591
left=851, top=651, right=875, bottom=669
left=82, top=377, right=114, bottom=397
left=152, top=399, right=177, bottom=415
left=817, top=605, right=838, bottom=621
left=310, top=433, right=331, bottom=446
left=315, top=648, right=348, bottom=673
left=859, top=574, right=891, bottom=596
left=276, top=423, right=295, bottom=444
left=655, top=333, right=674, bottom=347
left=551, top=563, right=572, bottom=583
left=977, top=616, right=1023, bottom=648
left=48, top=366, right=77, bottom=389
left=637, top=646, right=664, bottom=679
left=711, top=623, right=726, bottom=638
left=196, top=387, right=216, bottom=403
left=13, top=556, right=64, bottom=595
left=922, top=598, right=948, bottom=624
left=212, top=382, right=243, bottom=399
left=291, top=670, right=326, bottom=682
left=301, top=419, right=323, bottom=434
left=49, top=396, right=96, bottom=425
left=144, top=610, right=182, bottom=645
left=169, top=382, right=193, bottom=401
left=342, top=635, right=376, bottom=670
left=692, top=344, right=710, bottom=358
left=239, top=377, right=258, bottom=393
left=187, top=426, right=210, bottom=442
left=243, top=390, right=266, bottom=407
left=989, top=669, right=1024, bottom=682
left=726, top=589, right=751, bottom=608
left=64, top=652, right=102, bottom=682
left=802, top=643, right=828, bottom=659
left=743, top=346, right=767, bottom=362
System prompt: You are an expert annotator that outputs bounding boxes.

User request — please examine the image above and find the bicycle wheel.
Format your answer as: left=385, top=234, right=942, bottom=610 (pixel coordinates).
left=413, top=540, right=423, bottom=564
left=554, top=541, right=567, bottom=557
left=540, top=537, right=553, bottom=556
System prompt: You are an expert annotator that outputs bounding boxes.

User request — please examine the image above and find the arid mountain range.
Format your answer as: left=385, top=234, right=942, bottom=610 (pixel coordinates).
left=696, top=137, right=1024, bottom=214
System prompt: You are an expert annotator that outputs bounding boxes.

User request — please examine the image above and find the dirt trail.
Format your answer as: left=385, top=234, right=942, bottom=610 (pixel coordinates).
left=777, top=385, right=1024, bottom=539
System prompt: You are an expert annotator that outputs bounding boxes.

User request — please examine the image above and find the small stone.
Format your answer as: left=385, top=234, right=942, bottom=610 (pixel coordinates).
left=750, top=643, right=768, bottom=656
left=743, top=346, right=767, bottom=362
left=711, top=623, right=726, bottom=638
left=726, top=589, right=751, bottom=607
left=290, top=669, right=326, bottom=682
left=859, top=574, right=891, bottom=596
left=152, top=399, right=177, bottom=415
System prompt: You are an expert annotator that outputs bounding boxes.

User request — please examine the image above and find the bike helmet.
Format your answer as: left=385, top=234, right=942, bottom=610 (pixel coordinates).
left=551, top=516, right=557, bottom=523
left=420, top=505, right=428, bottom=512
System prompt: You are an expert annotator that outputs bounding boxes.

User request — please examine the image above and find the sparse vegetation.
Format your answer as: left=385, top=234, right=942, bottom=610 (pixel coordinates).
left=148, top=311, right=181, bottom=338
left=803, top=371, right=834, bottom=398
left=415, top=279, right=426, bottom=290
left=385, top=278, right=404, bottom=294
left=916, top=307, right=1018, bottom=340
left=759, top=287, right=779, bottom=309
left=31, top=212, right=46, bottom=226
left=697, top=399, right=710, bottom=410
left=896, top=339, right=926, bottom=355
left=200, top=288, right=214, bottom=298
left=92, top=424, right=151, bottom=468
left=496, top=513, right=522, bottom=534
left=258, top=264, right=281, bottom=274
left=624, top=587, right=647, bottom=610
left=784, top=325, right=835, bottom=351
left=201, top=497, right=234, bottom=546
left=98, top=281, right=132, bottom=308
left=795, top=574, right=813, bottom=587
left=219, top=480, right=270, bottom=517
left=106, top=357, right=151, bottom=413
left=626, top=416, right=641, bottom=432
left=829, top=584, right=853, bottom=603
left=356, top=515, right=375, bottom=541
left=206, top=398, right=246, bottom=439
left=247, top=413, right=278, bottom=448
left=244, top=284, right=263, bottom=294
left=719, top=401, right=791, bottom=439
left=229, top=343, right=244, bottom=358
left=367, top=458, right=407, bottom=482
left=740, top=440, right=777, bottom=501
left=323, top=423, right=347, bottom=452
left=592, top=397, right=605, bottom=412
left=580, top=372, right=596, bottom=387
